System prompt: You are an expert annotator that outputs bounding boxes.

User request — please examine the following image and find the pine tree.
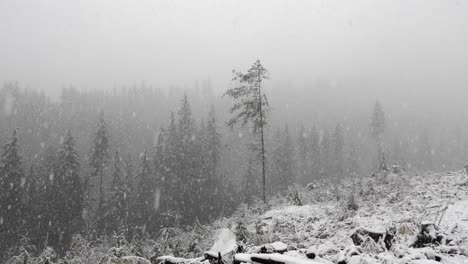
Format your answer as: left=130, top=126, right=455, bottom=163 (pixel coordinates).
left=123, top=153, right=135, bottom=233
left=24, top=164, right=42, bottom=247
left=204, top=106, right=221, bottom=217
left=133, top=151, right=154, bottom=233
left=177, top=95, right=200, bottom=223
left=106, top=151, right=126, bottom=234
left=36, top=147, right=58, bottom=250
left=152, top=130, right=165, bottom=229
left=162, top=113, right=179, bottom=214
left=0, top=130, right=26, bottom=258
left=224, top=59, right=270, bottom=202
left=89, top=113, right=110, bottom=234
left=56, top=130, right=83, bottom=253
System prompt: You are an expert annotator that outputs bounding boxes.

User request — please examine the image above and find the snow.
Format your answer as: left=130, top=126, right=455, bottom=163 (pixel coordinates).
left=439, top=199, right=468, bottom=237
left=271, top=241, right=288, bottom=252
left=209, top=228, right=237, bottom=254
left=157, top=256, right=204, bottom=264
left=235, top=253, right=323, bottom=264
left=120, top=256, right=152, bottom=264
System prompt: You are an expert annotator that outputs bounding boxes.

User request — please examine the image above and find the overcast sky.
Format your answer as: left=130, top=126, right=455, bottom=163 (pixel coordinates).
left=1, top=0, right=467, bottom=101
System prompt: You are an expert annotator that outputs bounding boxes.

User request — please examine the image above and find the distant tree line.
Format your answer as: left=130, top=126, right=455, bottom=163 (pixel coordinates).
left=0, top=81, right=467, bottom=259
left=0, top=93, right=235, bottom=260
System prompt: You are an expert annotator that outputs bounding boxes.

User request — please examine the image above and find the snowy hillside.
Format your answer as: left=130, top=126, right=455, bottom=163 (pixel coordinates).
left=11, top=170, right=468, bottom=263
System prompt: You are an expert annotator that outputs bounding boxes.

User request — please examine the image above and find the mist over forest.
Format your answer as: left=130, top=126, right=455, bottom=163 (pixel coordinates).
left=1, top=0, right=468, bottom=263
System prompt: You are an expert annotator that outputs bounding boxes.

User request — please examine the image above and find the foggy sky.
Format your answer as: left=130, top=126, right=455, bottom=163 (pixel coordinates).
left=1, top=0, right=467, bottom=104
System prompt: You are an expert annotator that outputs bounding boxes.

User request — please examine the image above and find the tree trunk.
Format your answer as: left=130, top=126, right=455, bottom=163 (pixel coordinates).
left=258, top=77, right=266, bottom=203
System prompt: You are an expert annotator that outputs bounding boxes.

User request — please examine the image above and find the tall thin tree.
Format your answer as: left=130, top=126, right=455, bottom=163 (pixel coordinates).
left=224, top=59, right=270, bottom=202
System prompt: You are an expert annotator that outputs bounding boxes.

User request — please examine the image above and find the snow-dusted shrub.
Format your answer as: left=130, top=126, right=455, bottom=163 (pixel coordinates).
left=347, top=193, right=359, bottom=211
left=6, top=236, right=36, bottom=264
left=38, top=247, right=57, bottom=264
left=234, top=221, right=250, bottom=243
left=250, top=198, right=270, bottom=215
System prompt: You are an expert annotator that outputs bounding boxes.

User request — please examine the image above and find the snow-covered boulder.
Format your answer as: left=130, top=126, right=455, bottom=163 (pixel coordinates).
left=271, top=241, right=288, bottom=253
left=204, top=229, right=238, bottom=264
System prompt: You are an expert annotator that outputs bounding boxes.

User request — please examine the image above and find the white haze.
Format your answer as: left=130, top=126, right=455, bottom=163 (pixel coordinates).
left=0, top=0, right=467, bottom=112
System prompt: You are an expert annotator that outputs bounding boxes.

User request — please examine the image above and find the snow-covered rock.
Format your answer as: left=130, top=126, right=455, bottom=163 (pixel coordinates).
left=235, top=253, right=322, bottom=264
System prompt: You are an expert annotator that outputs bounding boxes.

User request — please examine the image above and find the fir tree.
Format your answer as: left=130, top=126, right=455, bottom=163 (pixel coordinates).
left=133, top=151, right=154, bottom=233
left=123, top=153, right=135, bottom=233
left=56, top=130, right=83, bottom=253
left=162, top=113, right=179, bottom=214
left=151, top=130, right=165, bottom=229
left=89, top=113, right=110, bottom=234
left=106, top=151, right=126, bottom=234
left=177, top=95, right=200, bottom=223
left=203, top=106, right=221, bottom=218
left=37, top=147, right=58, bottom=250
left=0, top=130, right=25, bottom=257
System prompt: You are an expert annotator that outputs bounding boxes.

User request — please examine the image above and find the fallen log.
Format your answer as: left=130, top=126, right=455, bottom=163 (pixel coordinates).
left=350, top=227, right=394, bottom=250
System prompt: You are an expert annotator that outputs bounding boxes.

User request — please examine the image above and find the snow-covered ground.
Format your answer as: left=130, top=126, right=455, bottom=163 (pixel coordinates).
left=12, top=171, right=468, bottom=264
left=197, top=171, right=468, bottom=264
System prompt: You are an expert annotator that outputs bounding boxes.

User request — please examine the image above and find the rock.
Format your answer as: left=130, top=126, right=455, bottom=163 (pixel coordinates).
left=360, top=236, right=383, bottom=254
left=287, top=245, right=298, bottom=252
left=306, top=246, right=317, bottom=259
left=271, top=242, right=288, bottom=254
left=419, top=247, right=438, bottom=261
left=392, top=245, right=408, bottom=258
left=336, top=246, right=362, bottom=264
left=317, top=244, right=338, bottom=257
left=205, top=229, right=238, bottom=264
left=156, top=256, right=189, bottom=264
